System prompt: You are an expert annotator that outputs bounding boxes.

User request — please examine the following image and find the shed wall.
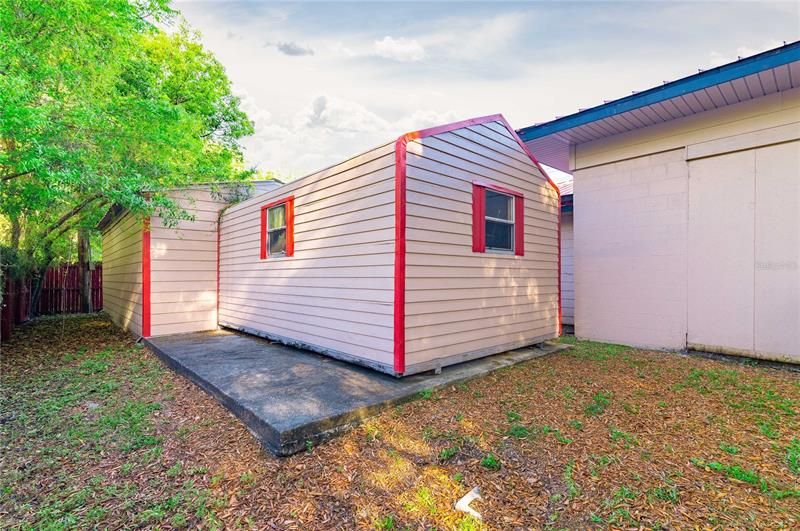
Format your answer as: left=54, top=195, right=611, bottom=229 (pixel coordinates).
left=218, top=144, right=397, bottom=371
left=149, top=188, right=230, bottom=336
left=403, top=120, right=560, bottom=372
left=573, top=88, right=800, bottom=362
left=102, top=212, right=143, bottom=336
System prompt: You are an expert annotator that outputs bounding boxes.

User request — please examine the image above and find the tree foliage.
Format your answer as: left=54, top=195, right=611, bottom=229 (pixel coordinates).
left=0, top=0, right=253, bottom=282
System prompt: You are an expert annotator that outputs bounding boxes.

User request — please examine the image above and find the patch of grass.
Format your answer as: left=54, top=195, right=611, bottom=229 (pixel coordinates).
left=506, top=424, right=531, bottom=439
left=568, top=419, right=584, bottom=431
left=480, top=453, right=501, bottom=470
left=691, top=458, right=767, bottom=491
left=414, top=487, right=437, bottom=514
left=758, top=420, right=780, bottom=439
left=376, top=514, right=396, bottom=529
left=719, top=442, right=740, bottom=455
left=622, top=402, right=639, bottom=415
left=648, top=484, right=679, bottom=503
left=590, top=454, right=619, bottom=477
left=563, top=338, right=629, bottom=362
left=584, top=391, right=612, bottom=416
left=609, top=427, right=638, bottom=447
left=561, top=386, right=576, bottom=400
left=505, top=410, right=522, bottom=423
left=785, top=438, right=800, bottom=474
left=438, top=446, right=459, bottom=461
left=541, top=425, right=573, bottom=445
left=452, top=472, right=464, bottom=483
left=418, top=389, right=434, bottom=400
left=564, top=460, right=580, bottom=499
left=612, top=485, right=638, bottom=503
left=166, top=463, right=183, bottom=478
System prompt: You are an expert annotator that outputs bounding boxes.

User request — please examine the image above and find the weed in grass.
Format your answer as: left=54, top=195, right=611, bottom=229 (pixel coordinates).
left=454, top=413, right=464, bottom=422
left=609, top=427, right=638, bottom=447
left=506, top=410, right=522, bottom=423
left=564, top=460, right=580, bottom=499
left=758, top=420, right=780, bottom=439
left=377, top=514, right=396, bottom=529
left=541, top=425, right=573, bottom=444
left=691, top=459, right=771, bottom=493
left=415, top=487, right=437, bottom=514
left=648, top=485, right=679, bottom=503
left=785, top=438, right=800, bottom=474
left=584, top=391, right=612, bottom=416
left=568, top=419, right=584, bottom=431
left=166, top=463, right=182, bottom=478
left=439, top=446, right=459, bottom=461
left=590, top=454, right=618, bottom=477
left=452, top=472, right=464, bottom=483
left=612, top=485, right=638, bottom=503
left=240, top=472, right=255, bottom=487
left=719, top=442, right=740, bottom=455
left=657, top=400, right=669, bottom=408
left=457, top=515, right=480, bottom=531
left=481, top=453, right=501, bottom=470
left=418, top=389, right=434, bottom=400
left=589, top=513, right=603, bottom=524
left=562, top=386, right=576, bottom=401
left=472, top=390, right=483, bottom=398
left=507, top=424, right=531, bottom=439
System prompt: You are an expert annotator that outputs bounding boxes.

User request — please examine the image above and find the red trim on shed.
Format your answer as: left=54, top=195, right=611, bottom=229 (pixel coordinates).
left=260, top=196, right=295, bottom=259
left=514, top=195, right=525, bottom=256
left=216, top=213, right=221, bottom=325
left=141, top=218, right=151, bottom=338
left=471, top=184, right=486, bottom=252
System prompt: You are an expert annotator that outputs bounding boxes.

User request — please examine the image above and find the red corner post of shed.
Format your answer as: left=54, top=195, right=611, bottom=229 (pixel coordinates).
left=392, top=114, right=562, bottom=377
left=141, top=217, right=151, bottom=338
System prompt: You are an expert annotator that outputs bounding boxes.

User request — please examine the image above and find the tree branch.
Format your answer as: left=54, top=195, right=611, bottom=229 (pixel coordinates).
left=40, top=194, right=103, bottom=242
left=2, top=170, right=34, bottom=181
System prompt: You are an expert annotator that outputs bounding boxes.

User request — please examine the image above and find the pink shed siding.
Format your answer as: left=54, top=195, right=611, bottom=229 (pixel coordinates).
left=102, top=212, right=143, bottom=336
left=218, top=144, right=397, bottom=371
left=403, top=120, right=560, bottom=373
left=148, top=188, right=231, bottom=336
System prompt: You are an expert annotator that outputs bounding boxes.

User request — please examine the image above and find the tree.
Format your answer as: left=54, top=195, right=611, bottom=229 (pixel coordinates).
left=0, top=0, right=254, bottom=313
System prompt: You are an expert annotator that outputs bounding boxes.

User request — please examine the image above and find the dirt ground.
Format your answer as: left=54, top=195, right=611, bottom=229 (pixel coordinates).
left=1, top=314, right=799, bottom=529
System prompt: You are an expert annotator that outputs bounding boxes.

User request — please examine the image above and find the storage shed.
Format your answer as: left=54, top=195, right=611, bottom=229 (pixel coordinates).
left=217, top=115, right=561, bottom=376
left=98, top=182, right=279, bottom=337
left=518, top=41, right=800, bottom=364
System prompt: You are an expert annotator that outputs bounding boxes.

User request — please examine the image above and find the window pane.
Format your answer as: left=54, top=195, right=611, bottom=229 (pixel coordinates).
left=268, top=204, right=285, bottom=228
left=269, top=228, right=286, bottom=255
left=485, top=220, right=513, bottom=251
left=485, top=190, right=512, bottom=221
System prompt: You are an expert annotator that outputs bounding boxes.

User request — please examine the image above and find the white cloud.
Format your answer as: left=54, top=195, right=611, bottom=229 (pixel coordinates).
left=373, top=36, right=426, bottom=62
left=294, top=95, right=389, bottom=133
left=706, top=40, right=784, bottom=68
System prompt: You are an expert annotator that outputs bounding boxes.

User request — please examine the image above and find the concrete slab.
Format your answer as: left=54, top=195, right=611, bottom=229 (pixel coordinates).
left=145, top=330, right=568, bottom=456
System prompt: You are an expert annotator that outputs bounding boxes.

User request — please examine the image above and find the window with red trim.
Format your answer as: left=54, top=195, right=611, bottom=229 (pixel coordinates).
left=472, top=183, right=524, bottom=256
left=260, top=196, right=294, bottom=259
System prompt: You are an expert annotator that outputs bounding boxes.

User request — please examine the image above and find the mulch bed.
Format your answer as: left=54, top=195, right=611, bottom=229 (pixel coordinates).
left=1, top=315, right=798, bottom=529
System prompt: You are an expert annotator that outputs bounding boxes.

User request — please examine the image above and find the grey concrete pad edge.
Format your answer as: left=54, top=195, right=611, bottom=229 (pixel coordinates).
left=144, top=337, right=570, bottom=456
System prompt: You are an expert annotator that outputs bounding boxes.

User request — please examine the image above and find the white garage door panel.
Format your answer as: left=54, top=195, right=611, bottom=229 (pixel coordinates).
left=688, top=151, right=755, bottom=353
left=754, top=141, right=800, bottom=361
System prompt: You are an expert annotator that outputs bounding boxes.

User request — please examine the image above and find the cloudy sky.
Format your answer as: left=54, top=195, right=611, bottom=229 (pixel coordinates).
left=175, top=1, right=799, bottom=182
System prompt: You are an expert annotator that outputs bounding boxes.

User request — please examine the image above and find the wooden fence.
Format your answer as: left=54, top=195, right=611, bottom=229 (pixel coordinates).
left=0, top=264, right=103, bottom=341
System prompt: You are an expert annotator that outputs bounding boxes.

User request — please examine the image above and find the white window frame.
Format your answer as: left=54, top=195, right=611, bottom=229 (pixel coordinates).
left=267, top=204, right=287, bottom=257
left=484, top=189, right=515, bottom=253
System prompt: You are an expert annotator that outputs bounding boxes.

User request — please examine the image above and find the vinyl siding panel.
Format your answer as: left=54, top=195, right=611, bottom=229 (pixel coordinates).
left=149, top=188, right=231, bottom=337
left=101, top=212, right=143, bottom=335
left=218, top=144, right=396, bottom=370
left=403, top=120, right=560, bottom=372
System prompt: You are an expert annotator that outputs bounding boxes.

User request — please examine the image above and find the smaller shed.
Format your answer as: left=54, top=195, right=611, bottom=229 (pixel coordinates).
left=98, top=182, right=279, bottom=337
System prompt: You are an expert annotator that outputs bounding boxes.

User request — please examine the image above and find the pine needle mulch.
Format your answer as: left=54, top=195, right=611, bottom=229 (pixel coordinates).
left=2, top=315, right=798, bottom=529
